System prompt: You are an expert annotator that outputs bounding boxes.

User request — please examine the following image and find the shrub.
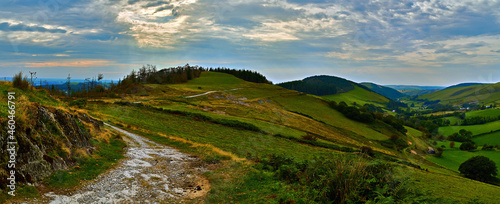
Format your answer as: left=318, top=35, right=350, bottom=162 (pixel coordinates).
left=459, top=156, right=498, bottom=183
left=13, top=72, right=30, bottom=90
left=389, top=134, right=400, bottom=142
left=360, top=146, right=374, bottom=157
left=69, top=99, right=88, bottom=108
left=301, top=134, right=317, bottom=141
left=434, top=147, right=444, bottom=157
left=459, top=142, right=476, bottom=151
left=448, top=129, right=473, bottom=142
left=482, top=144, right=494, bottom=151
left=258, top=154, right=428, bottom=203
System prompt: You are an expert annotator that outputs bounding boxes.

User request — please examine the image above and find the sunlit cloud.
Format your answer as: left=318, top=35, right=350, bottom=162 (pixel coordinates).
left=25, top=59, right=115, bottom=67
left=0, top=0, right=500, bottom=85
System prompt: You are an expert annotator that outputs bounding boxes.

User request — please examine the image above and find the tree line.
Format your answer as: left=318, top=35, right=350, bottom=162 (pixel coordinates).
left=10, top=65, right=271, bottom=97
left=209, top=67, right=271, bottom=84
left=277, top=80, right=338, bottom=96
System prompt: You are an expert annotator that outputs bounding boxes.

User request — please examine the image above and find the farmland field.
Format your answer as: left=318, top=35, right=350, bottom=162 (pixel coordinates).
left=473, top=131, right=500, bottom=146
left=466, top=108, right=500, bottom=118
left=427, top=150, right=500, bottom=179
left=438, top=120, right=500, bottom=136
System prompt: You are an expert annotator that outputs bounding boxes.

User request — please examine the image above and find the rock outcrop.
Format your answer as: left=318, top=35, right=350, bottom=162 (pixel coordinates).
left=0, top=103, right=101, bottom=186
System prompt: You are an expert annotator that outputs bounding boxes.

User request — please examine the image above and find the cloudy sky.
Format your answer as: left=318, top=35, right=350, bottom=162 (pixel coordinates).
left=1, top=0, right=500, bottom=85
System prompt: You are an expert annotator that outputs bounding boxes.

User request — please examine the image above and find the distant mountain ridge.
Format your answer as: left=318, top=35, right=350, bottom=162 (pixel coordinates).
left=445, top=83, right=486, bottom=89
left=385, top=85, right=445, bottom=91
left=385, top=85, right=444, bottom=96
left=360, top=82, right=406, bottom=100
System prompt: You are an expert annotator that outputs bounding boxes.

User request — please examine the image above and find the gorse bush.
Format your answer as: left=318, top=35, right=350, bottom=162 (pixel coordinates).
left=13, top=71, right=30, bottom=90
left=256, top=154, right=429, bottom=203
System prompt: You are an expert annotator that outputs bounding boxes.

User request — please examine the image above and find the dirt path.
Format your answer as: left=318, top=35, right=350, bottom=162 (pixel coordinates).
left=43, top=123, right=209, bottom=204
left=185, top=88, right=241, bottom=98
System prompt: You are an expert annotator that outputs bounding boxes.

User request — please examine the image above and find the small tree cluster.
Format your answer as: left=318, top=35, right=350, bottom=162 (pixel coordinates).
left=459, top=141, right=477, bottom=151
left=448, top=129, right=473, bottom=142
left=12, top=72, right=30, bottom=90
left=119, top=64, right=203, bottom=86
left=328, top=101, right=375, bottom=123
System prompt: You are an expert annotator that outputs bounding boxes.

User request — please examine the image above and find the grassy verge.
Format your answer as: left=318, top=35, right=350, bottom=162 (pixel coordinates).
left=44, top=134, right=126, bottom=188
left=0, top=185, right=40, bottom=203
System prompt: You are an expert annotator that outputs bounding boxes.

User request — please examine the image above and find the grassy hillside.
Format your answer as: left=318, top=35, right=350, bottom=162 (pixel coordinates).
left=361, top=82, right=406, bottom=100
left=276, top=75, right=356, bottom=96
left=446, top=83, right=485, bottom=89
left=385, top=85, right=443, bottom=96
left=419, top=82, right=500, bottom=105
left=277, top=75, right=393, bottom=109
left=323, top=85, right=390, bottom=107
left=80, top=72, right=500, bottom=203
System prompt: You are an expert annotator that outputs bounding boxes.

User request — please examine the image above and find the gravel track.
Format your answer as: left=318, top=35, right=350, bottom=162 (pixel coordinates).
left=43, top=123, right=209, bottom=204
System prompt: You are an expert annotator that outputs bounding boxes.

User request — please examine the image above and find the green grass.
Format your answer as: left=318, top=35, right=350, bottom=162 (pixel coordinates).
left=438, top=120, right=500, bottom=136
left=88, top=102, right=336, bottom=160
left=435, top=140, right=463, bottom=150
left=323, top=85, right=389, bottom=107
left=411, top=168, right=500, bottom=203
left=444, top=116, right=461, bottom=125
left=152, top=104, right=306, bottom=139
left=144, top=72, right=396, bottom=154
left=273, top=94, right=390, bottom=141
left=80, top=72, right=500, bottom=203
left=0, top=82, right=64, bottom=118
left=0, top=185, right=40, bottom=203
left=466, top=108, right=500, bottom=118
left=473, top=131, right=500, bottom=145
left=206, top=162, right=296, bottom=203
left=427, top=150, right=500, bottom=179
left=170, top=72, right=248, bottom=91
left=45, top=135, right=126, bottom=188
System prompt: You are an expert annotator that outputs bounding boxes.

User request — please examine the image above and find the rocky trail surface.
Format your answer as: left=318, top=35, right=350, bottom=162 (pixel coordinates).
left=42, top=123, right=209, bottom=204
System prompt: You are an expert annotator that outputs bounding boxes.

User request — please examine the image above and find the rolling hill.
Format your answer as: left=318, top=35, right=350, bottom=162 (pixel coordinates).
left=278, top=75, right=391, bottom=107
left=361, top=82, right=406, bottom=100
left=386, top=85, right=444, bottom=96
left=3, top=71, right=500, bottom=203
left=105, top=72, right=500, bottom=203
left=323, top=85, right=390, bottom=107
left=445, top=83, right=485, bottom=89
left=277, top=75, right=356, bottom=96
left=418, top=82, right=500, bottom=105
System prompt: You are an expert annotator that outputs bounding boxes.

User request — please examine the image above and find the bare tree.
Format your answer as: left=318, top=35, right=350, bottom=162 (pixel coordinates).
left=67, top=74, right=71, bottom=96
left=29, top=71, right=37, bottom=90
